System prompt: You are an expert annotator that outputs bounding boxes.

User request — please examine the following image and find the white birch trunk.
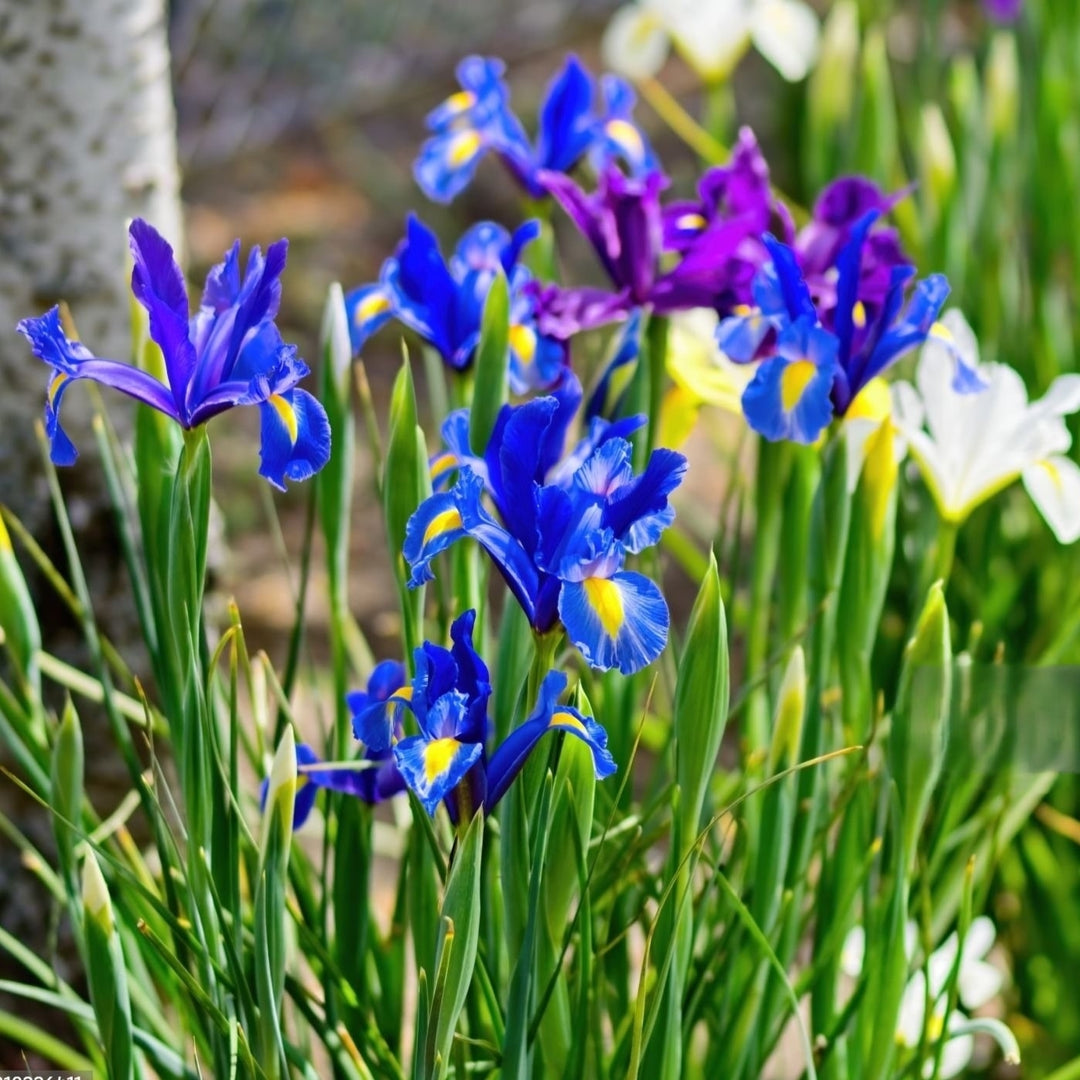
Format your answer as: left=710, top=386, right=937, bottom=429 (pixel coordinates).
left=0, top=0, right=183, bottom=534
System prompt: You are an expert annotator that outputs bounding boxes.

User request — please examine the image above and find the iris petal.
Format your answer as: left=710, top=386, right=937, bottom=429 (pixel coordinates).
left=486, top=669, right=616, bottom=808
left=558, top=570, right=669, bottom=674
left=741, top=318, right=838, bottom=443
left=345, top=283, right=394, bottom=355
left=128, top=219, right=198, bottom=407
left=394, top=733, right=483, bottom=816
left=257, top=387, right=332, bottom=491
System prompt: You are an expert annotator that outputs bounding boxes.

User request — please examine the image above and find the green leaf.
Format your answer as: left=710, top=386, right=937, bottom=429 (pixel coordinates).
left=256, top=727, right=297, bottom=1078
left=82, top=850, right=134, bottom=1080
left=429, top=809, right=484, bottom=1079
left=0, top=511, right=41, bottom=704
left=674, top=553, right=729, bottom=856
left=469, top=267, right=510, bottom=456
left=888, top=582, right=952, bottom=870
left=384, top=350, right=430, bottom=660
left=51, top=699, right=84, bottom=902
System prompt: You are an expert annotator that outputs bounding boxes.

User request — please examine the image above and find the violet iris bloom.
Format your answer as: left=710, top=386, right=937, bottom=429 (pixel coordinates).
left=533, top=127, right=781, bottom=338
left=17, top=219, right=330, bottom=490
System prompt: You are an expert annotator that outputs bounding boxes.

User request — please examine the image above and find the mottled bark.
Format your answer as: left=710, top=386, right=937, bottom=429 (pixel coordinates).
left=0, top=2, right=182, bottom=1062
left=0, top=0, right=182, bottom=533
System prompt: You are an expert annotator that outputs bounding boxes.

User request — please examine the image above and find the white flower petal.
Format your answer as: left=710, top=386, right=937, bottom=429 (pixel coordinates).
left=750, top=0, right=821, bottom=81
left=602, top=5, right=672, bottom=80
left=1035, top=372, right=1080, bottom=418
left=961, top=915, right=997, bottom=964
left=665, top=0, right=752, bottom=81
left=841, top=925, right=866, bottom=978
left=958, top=959, right=1004, bottom=1011
left=927, top=933, right=960, bottom=1000
left=897, top=971, right=928, bottom=1048
left=1023, top=455, right=1080, bottom=544
left=937, top=1019, right=975, bottom=1080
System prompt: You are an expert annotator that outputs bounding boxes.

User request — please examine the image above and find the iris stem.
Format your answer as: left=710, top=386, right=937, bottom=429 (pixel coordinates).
left=933, top=519, right=959, bottom=586
left=638, top=77, right=730, bottom=165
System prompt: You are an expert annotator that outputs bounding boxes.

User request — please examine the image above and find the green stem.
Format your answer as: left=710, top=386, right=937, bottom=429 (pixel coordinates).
left=638, top=77, right=730, bottom=164
left=933, top=519, right=959, bottom=585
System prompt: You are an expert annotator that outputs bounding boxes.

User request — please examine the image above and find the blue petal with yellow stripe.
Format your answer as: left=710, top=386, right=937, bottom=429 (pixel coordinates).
left=590, top=76, right=658, bottom=177
left=486, top=669, right=615, bottom=808
left=414, top=56, right=514, bottom=202
left=17, top=219, right=329, bottom=485
left=344, top=283, right=393, bottom=356
left=741, top=317, right=839, bottom=443
left=558, top=570, right=669, bottom=674
left=257, top=386, right=332, bottom=490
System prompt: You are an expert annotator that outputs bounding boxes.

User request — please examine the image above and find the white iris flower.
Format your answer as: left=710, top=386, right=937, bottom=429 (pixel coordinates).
left=893, top=309, right=1080, bottom=544
left=601, top=0, right=821, bottom=84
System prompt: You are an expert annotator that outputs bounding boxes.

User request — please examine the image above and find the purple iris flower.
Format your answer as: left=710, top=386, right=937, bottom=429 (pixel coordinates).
left=533, top=128, right=781, bottom=338
left=414, top=54, right=656, bottom=203
left=793, top=176, right=912, bottom=328
left=983, top=0, right=1022, bottom=21
left=16, top=219, right=330, bottom=490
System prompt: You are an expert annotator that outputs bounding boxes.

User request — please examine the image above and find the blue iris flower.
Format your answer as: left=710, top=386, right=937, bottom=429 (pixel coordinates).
left=345, top=216, right=567, bottom=392
left=724, top=212, right=981, bottom=444
left=414, top=54, right=656, bottom=203
left=373, top=611, right=613, bottom=817
left=403, top=377, right=686, bottom=675
left=16, top=219, right=330, bottom=489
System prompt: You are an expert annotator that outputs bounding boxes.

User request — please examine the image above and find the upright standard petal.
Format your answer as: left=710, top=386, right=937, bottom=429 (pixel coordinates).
left=256, top=387, right=332, bottom=491
left=486, top=669, right=616, bottom=807
left=559, top=570, right=669, bottom=674
left=535, top=55, right=597, bottom=174
left=128, top=219, right=197, bottom=407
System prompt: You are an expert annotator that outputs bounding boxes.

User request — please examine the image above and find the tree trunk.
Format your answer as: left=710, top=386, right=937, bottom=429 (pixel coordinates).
left=0, top=0, right=183, bottom=534
left=0, top=1, right=182, bottom=1064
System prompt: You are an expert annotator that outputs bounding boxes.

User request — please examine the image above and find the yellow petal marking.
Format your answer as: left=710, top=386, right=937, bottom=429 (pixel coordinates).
left=424, top=737, right=461, bottom=783
left=48, top=371, right=69, bottom=404
left=676, top=212, right=707, bottom=231
left=422, top=508, right=463, bottom=545
left=445, top=89, right=477, bottom=114
left=780, top=359, right=818, bottom=412
left=551, top=709, right=588, bottom=736
left=508, top=323, right=537, bottom=366
left=430, top=452, right=459, bottom=481
left=606, top=118, right=644, bottom=162
left=448, top=129, right=483, bottom=166
left=583, top=576, right=624, bottom=638
left=356, top=291, right=390, bottom=326
left=269, top=393, right=299, bottom=444
left=852, top=300, right=867, bottom=329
